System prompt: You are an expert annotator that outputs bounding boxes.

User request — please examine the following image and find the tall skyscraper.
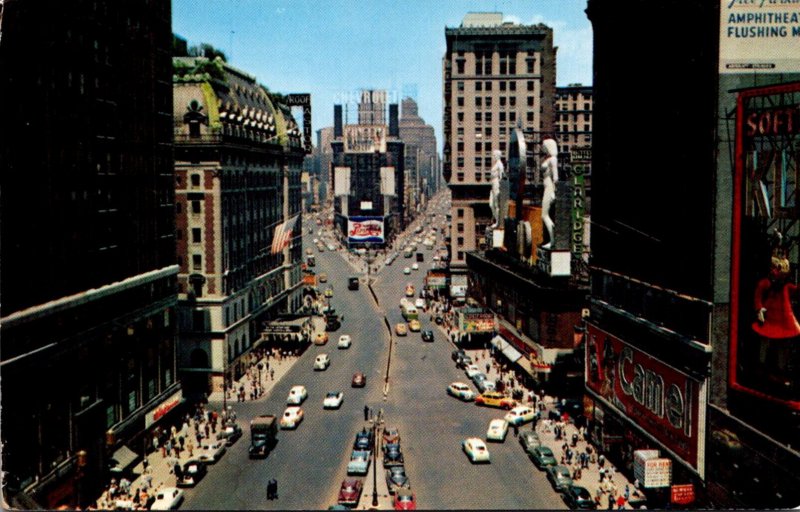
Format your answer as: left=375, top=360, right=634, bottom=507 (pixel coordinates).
left=400, top=97, right=440, bottom=214
left=1, top=1, right=178, bottom=508
left=443, top=12, right=556, bottom=276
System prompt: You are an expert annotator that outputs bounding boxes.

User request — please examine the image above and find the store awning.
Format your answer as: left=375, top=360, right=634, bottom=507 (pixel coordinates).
left=109, top=445, right=138, bottom=473
left=491, top=335, right=522, bottom=363
left=491, top=335, right=509, bottom=351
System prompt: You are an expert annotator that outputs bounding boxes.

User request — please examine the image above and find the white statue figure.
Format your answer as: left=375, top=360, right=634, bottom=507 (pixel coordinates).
left=540, top=138, right=559, bottom=249
left=489, top=149, right=505, bottom=228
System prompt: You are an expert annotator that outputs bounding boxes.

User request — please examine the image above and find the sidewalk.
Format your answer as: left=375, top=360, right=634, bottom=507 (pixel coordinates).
left=92, top=323, right=313, bottom=510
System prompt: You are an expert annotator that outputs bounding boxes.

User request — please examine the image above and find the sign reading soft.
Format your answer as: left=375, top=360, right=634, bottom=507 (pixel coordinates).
left=347, top=217, right=384, bottom=243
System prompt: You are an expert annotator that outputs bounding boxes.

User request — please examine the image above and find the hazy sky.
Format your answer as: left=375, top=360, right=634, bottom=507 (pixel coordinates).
left=173, top=0, right=593, bottom=149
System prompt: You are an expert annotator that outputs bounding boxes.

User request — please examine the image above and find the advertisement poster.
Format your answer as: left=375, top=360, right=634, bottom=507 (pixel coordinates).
left=347, top=216, right=384, bottom=243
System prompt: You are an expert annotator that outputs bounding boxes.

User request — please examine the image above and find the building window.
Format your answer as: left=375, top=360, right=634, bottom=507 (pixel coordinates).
left=584, top=102, right=590, bottom=110
left=475, top=142, right=482, bottom=152
left=457, top=237, right=464, bottom=246
left=457, top=81, right=464, bottom=92
left=583, top=113, right=590, bottom=121
left=192, top=200, right=201, bottom=214
left=457, top=209, right=464, bottom=219
left=192, top=254, right=202, bottom=270
left=509, top=81, right=516, bottom=91
left=457, top=97, right=464, bottom=107
left=499, top=142, right=507, bottom=152
left=527, top=97, right=534, bottom=106
left=457, top=172, right=464, bottom=182
left=456, top=60, right=465, bottom=74
left=509, top=97, right=516, bottom=107
left=484, top=157, right=492, bottom=167
left=509, top=112, right=516, bottom=123
left=192, top=228, right=201, bottom=243
left=457, top=112, right=464, bottom=122
left=476, top=82, right=482, bottom=92
left=484, top=112, right=492, bottom=122
left=527, top=112, right=534, bottom=122
left=527, top=81, right=534, bottom=91
left=457, top=127, right=464, bottom=135
left=475, top=97, right=482, bottom=107
left=499, top=112, right=506, bottom=123
left=485, top=81, right=492, bottom=91
left=457, top=223, right=464, bottom=233
left=500, top=81, right=507, bottom=92
left=485, top=96, right=492, bottom=107
left=475, top=157, right=483, bottom=167
left=484, top=142, right=492, bottom=151
left=526, top=58, right=535, bottom=74
left=457, top=157, right=464, bottom=167
left=485, top=127, right=492, bottom=137
left=457, top=141, right=464, bottom=152
left=457, top=251, right=464, bottom=260
left=475, top=112, right=482, bottom=123
left=509, top=59, right=516, bottom=74
left=500, top=97, right=506, bottom=107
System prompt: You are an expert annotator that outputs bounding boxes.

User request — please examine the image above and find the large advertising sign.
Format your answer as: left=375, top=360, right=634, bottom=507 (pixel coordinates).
left=459, top=309, right=496, bottom=334
left=347, top=216, right=384, bottom=243
left=344, top=125, right=387, bottom=153
left=586, top=324, right=705, bottom=474
left=730, top=81, right=800, bottom=409
left=720, top=0, right=800, bottom=74
left=450, top=274, right=467, bottom=298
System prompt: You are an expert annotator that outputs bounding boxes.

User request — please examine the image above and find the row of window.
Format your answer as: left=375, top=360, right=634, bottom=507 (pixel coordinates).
left=455, top=95, right=536, bottom=108
left=556, top=102, right=592, bottom=111
left=454, top=55, right=536, bottom=76
left=456, top=80, right=537, bottom=92
left=558, top=113, right=591, bottom=121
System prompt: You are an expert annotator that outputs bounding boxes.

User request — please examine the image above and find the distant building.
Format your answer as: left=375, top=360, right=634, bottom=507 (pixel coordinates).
left=358, top=89, right=387, bottom=126
left=314, top=126, right=335, bottom=206
left=173, top=57, right=306, bottom=398
left=443, top=13, right=556, bottom=276
left=1, top=1, right=178, bottom=508
left=555, top=84, right=592, bottom=208
left=400, top=97, right=440, bottom=216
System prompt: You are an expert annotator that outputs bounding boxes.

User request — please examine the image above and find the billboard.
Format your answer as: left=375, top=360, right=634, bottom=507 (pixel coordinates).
left=344, top=125, right=386, bottom=153
left=586, top=324, right=705, bottom=474
left=459, top=310, right=496, bottom=334
left=347, top=216, right=384, bottom=243
left=720, top=0, right=800, bottom=74
left=380, top=166, right=396, bottom=196
left=729, top=81, right=800, bottom=409
left=334, top=166, right=351, bottom=196
left=450, top=274, right=467, bottom=298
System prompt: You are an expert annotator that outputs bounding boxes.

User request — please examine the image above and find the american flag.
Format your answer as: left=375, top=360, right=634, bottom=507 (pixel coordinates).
left=271, top=215, right=300, bottom=254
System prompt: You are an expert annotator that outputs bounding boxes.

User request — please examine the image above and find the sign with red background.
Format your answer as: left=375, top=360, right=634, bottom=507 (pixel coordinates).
left=585, top=324, right=702, bottom=470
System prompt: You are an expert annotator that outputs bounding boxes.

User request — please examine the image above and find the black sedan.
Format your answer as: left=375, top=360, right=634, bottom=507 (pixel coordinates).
left=519, top=431, right=542, bottom=456
left=177, top=459, right=207, bottom=488
left=384, top=466, right=411, bottom=495
left=563, top=485, right=596, bottom=510
left=382, top=443, right=404, bottom=467
left=217, top=423, right=243, bottom=446
left=451, top=349, right=466, bottom=362
left=546, top=465, right=574, bottom=493
left=354, top=429, right=374, bottom=451
left=421, top=330, right=434, bottom=342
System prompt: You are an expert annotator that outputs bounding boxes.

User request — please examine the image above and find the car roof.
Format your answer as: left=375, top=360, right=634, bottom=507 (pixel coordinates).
left=285, top=406, right=300, bottom=412
left=291, top=385, right=305, bottom=391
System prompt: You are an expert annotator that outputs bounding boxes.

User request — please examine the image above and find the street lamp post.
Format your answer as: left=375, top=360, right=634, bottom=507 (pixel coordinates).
left=257, top=362, right=263, bottom=395
left=372, top=419, right=379, bottom=507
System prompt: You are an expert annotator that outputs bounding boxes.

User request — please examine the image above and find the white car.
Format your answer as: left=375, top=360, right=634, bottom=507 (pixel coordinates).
left=314, top=353, right=331, bottom=370
left=312, top=238, right=319, bottom=244
left=338, top=335, right=352, bottom=349
left=150, top=487, right=184, bottom=510
left=403, top=267, right=411, bottom=275
left=414, top=298, right=426, bottom=310
left=323, top=391, right=344, bottom=409
left=505, top=405, right=536, bottom=426
left=464, top=364, right=483, bottom=379
left=462, top=437, right=490, bottom=463
left=197, top=441, right=226, bottom=463
left=433, top=255, right=440, bottom=261
left=287, top=385, right=308, bottom=405
left=486, top=419, right=509, bottom=442
left=280, top=406, right=304, bottom=429
left=327, top=243, right=336, bottom=251
left=411, top=263, right=419, bottom=271
left=447, top=382, right=476, bottom=401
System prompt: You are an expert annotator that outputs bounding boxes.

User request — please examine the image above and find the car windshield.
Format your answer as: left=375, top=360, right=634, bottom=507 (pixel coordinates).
left=398, top=495, right=413, bottom=502
left=327, top=392, right=338, bottom=398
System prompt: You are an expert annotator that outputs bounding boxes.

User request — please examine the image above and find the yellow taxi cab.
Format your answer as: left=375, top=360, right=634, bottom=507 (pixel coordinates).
left=408, top=319, right=421, bottom=332
left=314, top=332, right=329, bottom=345
left=395, top=323, right=408, bottom=336
left=474, top=391, right=517, bottom=410
left=405, top=284, right=415, bottom=297
left=324, top=286, right=334, bottom=298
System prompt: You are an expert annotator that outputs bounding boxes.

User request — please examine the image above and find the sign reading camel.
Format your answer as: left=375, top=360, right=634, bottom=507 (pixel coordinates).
left=347, top=216, right=384, bottom=244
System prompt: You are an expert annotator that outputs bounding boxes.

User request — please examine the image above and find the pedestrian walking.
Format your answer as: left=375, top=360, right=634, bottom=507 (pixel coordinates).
left=616, top=494, right=626, bottom=510
left=364, top=405, right=370, bottom=421
left=512, top=422, right=519, bottom=438
left=607, top=494, right=615, bottom=510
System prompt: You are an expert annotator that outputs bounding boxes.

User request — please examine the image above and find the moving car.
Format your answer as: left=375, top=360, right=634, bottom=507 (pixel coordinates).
left=486, top=419, right=509, bottom=442
left=519, top=431, right=542, bottom=456
left=324, top=286, right=334, bottom=298
left=530, top=446, right=557, bottom=469
left=280, top=406, right=304, bottom=429
left=315, top=332, right=329, bottom=345
left=505, top=406, right=536, bottom=426
left=395, top=323, right=408, bottom=336
left=314, top=353, right=331, bottom=370
left=385, top=466, right=411, bottom=495
left=403, top=267, right=411, bottom=275
left=337, top=478, right=363, bottom=507
left=475, top=378, right=496, bottom=393
left=354, top=429, right=374, bottom=450
left=462, top=437, right=490, bottom=463
left=337, top=334, right=352, bottom=349
left=347, top=450, right=372, bottom=475
left=464, top=364, right=483, bottom=379
left=408, top=319, right=421, bottom=332
left=348, top=276, right=360, bottom=290
left=475, top=391, right=516, bottom=410
left=563, top=485, right=596, bottom=510
left=411, top=263, right=419, bottom=271
left=287, top=385, right=308, bottom=405
left=421, top=330, right=434, bottom=342
left=352, top=371, right=366, bottom=387
left=177, top=460, right=207, bottom=488
left=323, top=391, right=344, bottom=409
left=404, top=285, right=415, bottom=297
left=383, top=427, right=401, bottom=445
left=318, top=273, right=328, bottom=282
left=150, top=487, right=184, bottom=510
left=546, top=465, right=574, bottom=493
left=447, top=382, right=476, bottom=401
left=197, top=440, right=226, bottom=464
left=382, top=442, right=405, bottom=467
left=217, top=422, right=243, bottom=446
left=394, top=489, right=417, bottom=510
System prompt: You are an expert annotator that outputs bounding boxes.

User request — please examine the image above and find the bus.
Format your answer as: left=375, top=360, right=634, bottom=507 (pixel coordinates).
left=400, top=299, right=419, bottom=321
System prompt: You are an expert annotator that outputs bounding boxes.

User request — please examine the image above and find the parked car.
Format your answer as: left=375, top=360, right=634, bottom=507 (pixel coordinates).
left=519, top=431, right=542, bottom=456
left=403, top=267, right=411, bottom=275
left=354, top=429, right=374, bottom=451
left=530, top=446, right=557, bottom=469
left=384, top=466, right=410, bottom=495
left=475, top=391, right=516, bottom=410
left=337, top=335, right=352, bottom=349
left=323, top=391, right=344, bottom=409
left=447, top=382, right=475, bottom=401
left=314, top=353, right=331, bottom=370
left=546, top=465, right=574, bottom=493
left=337, top=478, right=363, bottom=507
left=456, top=355, right=473, bottom=369
left=352, top=371, right=366, bottom=387
left=177, top=460, right=207, bottom=488
left=563, top=485, right=596, bottom=510
left=421, top=330, right=434, bottom=342
left=382, top=443, right=405, bottom=467
left=393, top=488, right=417, bottom=510
left=504, top=405, right=536, bottom=426
left=411, top=263, right=419, bottom=271
left=451, top=349, right=466, bottom=362
left=150, top=487, right=184, bottom=510
left=395, top=323, right=408, bottom=336
left=279, top=406, right=304, bottom=429
left=486, top=419, right=509, bottom=442
left=197, top=440, right=226, bottom=464
left=383, top=427, right=401, bottom=445
left=347, top=450, right=372, bottom=475
left=315, top=332, right=329, bottom=345
left=475, top=378, right=496, bottom=393
left=462, top=437, right=490, bottom=463
left=216, top=423, right=243, bottom=446
left=287, top=385, right=308, bottom=405
left=464, top=364, right=483, bottom=379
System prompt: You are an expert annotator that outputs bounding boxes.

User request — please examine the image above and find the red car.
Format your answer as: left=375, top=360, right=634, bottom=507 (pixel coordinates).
left=394, top=489, right=416, bottom=510
left=338, top=478, right=363, bottom=507
left=352, top=371, right=366, bottom=388
left=382, top=427, right=401, bottom=445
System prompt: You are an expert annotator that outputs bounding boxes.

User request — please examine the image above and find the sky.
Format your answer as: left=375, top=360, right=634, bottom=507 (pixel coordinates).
left=172, top=0, right=593, bottom=150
